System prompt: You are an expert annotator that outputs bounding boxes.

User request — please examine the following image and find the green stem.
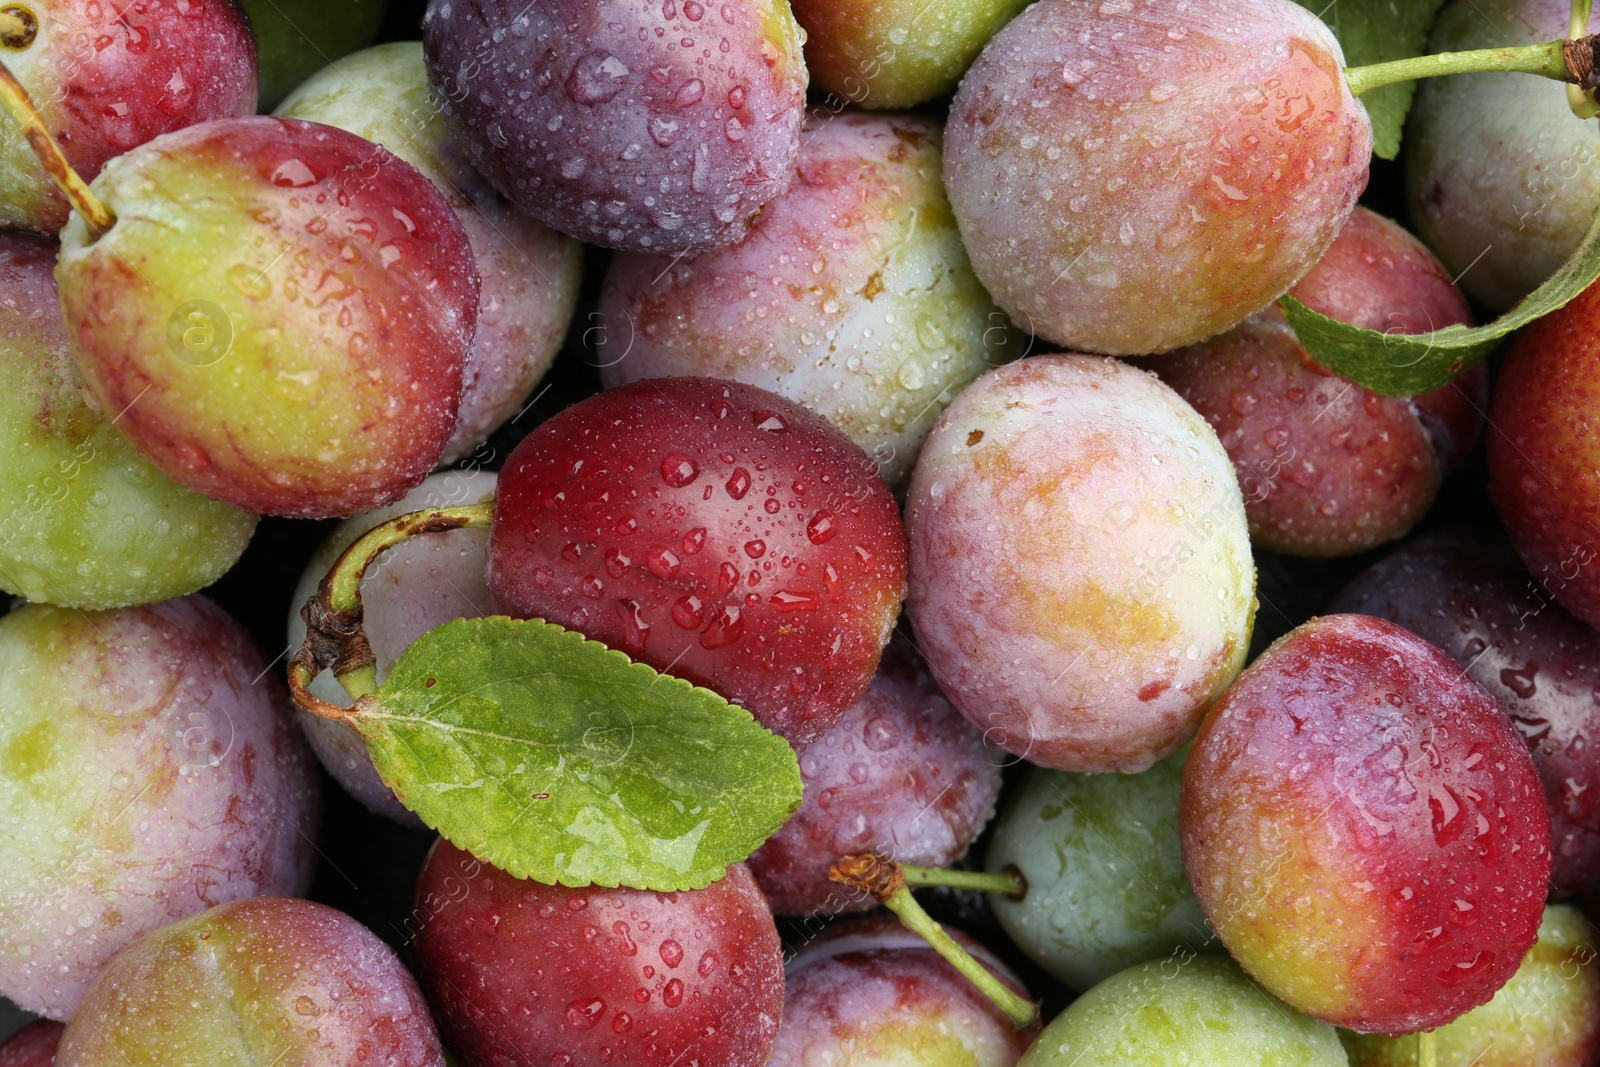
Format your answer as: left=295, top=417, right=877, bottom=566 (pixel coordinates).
left=287, top=502, right=496, bottom=720
left=829, top=853, right=1040, bottom=1032
left=1418, top=1029, right=1438, bottom=1067
left=1343, top=39, right=1572, bottom=97
left=0, top=9, right=34, bottom=49
left=901, top=863, right=1027, bottom=899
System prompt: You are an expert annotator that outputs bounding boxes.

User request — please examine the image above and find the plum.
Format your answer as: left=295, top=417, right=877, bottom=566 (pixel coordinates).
left=791, top=0, right=1031, bottom=108
left=422, top=0, right=808, bottom=255
left=242, top=0, right=390, bottom=110
left=0, top=597, right=320, bottom=1020
left=1182, top=614, right=1552, bottom=1033
left=943, top=0, right=1372, bottom=355
left=0, top=229, right=256, bottom=609
left=1342, top=903, right=1600, bottom=1066
left=1017, top=955, right=1347, bottom=1066
left=277, top=43, right=584, bottom=463
left=0, top=1020, right=61, bottom=1067
left=55, top=897, right=443, bottom=1067
left=905, top=355, right=1255, bottom=773
left=489, top=376, right=907, bottom=744
left=770, top=915, right=1032, bottom=1067
left=412, top=840, right=783, bottom=1067
left=1147, top=207, right=1484, bottom=557
left=1405, top=0, right=1600, bottom=312
left=985, top=748, right=1212, bottom=991
left=1330, top=530, right=1600, bottom=894
left=1488, top=280, right=1600, bottom=629
left=598, top=108, right=1013, bottom=488
left=746, top=637, right=1002, bottom=915
left=287, top=470, right=498, bottom=826
left=56, top=116, right=479, bottom=519
left=0, top=0, right=258, bottom=234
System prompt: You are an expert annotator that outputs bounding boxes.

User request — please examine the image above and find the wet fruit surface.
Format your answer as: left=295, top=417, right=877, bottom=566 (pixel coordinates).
left=1182, top=614, right=1552, bottom=1033
left=414, top=841, right=783, bottom=1067
left=906, top=355, right=1255, bottom=773
left=489, top=376, right=906, bottom=744
left=1331, top=530, right=1600, bottom=895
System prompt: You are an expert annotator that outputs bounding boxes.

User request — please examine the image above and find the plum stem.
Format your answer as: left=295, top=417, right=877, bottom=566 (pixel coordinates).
left=287, top=502, right=497, bottom=718
left=1418, top=1029, right=1438, bottom=1067
left=899, top=863, right=1028, bottom=899
left=0, top=60, right=115, bottom=237
left=0, top=8, right=35, bottom=49
left=829, top=852, right=1040, bottom=1032
left=1342, top=36, right=1598, bottom=98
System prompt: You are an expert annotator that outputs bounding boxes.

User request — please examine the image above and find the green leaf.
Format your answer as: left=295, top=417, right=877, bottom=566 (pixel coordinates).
left=349, top=616, right=803, bottom=891
left=1292, top=0, right=1448, bottom=158
left=1280, top=203, right=1600, bottom=396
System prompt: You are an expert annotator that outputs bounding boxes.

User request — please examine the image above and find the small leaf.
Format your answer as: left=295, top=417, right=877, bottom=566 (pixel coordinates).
left=1292, top=0, right=1448, bottom=158
left=349, top=616, right=803, bottom=891
left=1282, top=203, right=1600, bottom=396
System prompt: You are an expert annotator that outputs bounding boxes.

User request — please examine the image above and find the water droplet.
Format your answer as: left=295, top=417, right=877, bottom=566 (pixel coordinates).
left=752, top=411, right=787, bottom=432
left=661, top=452, right=699, bottom=487
left=660, top=939, right=685, bottom=968
left=568, top=51, right=632, bottom=104
left=744, top=540, right=766, bottom=559
left=226, top=264, right=272, bottom=300
left=650, top=116, right=681, bottom=146
left=663, top=978, right=685, bottom=1007
left=672, top=595, right=705, bottom=629
left=726, top=468, right=752, bottom=499
left=567, top=997, right=605, bottom=1029
left=806, top=512, right=838, bottom=544
left=673, top=78, right=705, bottom=106
left=269, top=159, right=318, bottom=188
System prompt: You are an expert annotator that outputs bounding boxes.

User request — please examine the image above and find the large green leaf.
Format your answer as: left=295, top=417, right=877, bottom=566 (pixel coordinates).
left=1281, top=203, right=1600, bottom=395
left=1292, top=0, right=1448, bottom=158
left=348, top=616, right=803, bottom=891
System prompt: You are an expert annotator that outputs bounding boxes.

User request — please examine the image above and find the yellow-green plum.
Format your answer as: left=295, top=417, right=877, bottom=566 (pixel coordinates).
left=768, top=916, right=1033, bottom=1067
left=277, top=43, right=584, bottom=463
left=791, top=0, right=1031, bottom=108
left=1018, top=955, right=1348, bottom=1066
left=0, top=231, right=255, bottom=609
left=241, top=0, right=390, bottom=111
left=286, top=470, right=498, bottom=826
left=0, top=598, right=320, bottom=1021
left=56, top=116, right=480, bottom=519
left=1406, top=0, right=1600, bottom=312
left=904, top=355, right=1255, bottom=773
left=599, top=109, right=1012, bottom=487
left=1343, top=904, right=1600, bottom=1067
left=0, top=0, right=258, bottom=234
left=943, top=0, right=1372, bottom=355
left=55, top=897, right=444, bottom=1067
left=985, top=750, right=1213, bottom=991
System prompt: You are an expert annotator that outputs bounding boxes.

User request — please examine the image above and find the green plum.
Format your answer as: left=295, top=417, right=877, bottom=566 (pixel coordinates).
left=985, top=749, right=1213, bottom=991
left=242, top=0, right=391, bottom=112
left=1018, top=955, right=1349, bottom=1066
left=276, top=43, right=583, bottom=463
left=1342, top=904, right=1600, bottom=1067
left=1405, top=0, right=1600, bottom=311
left=792, top=0, right=1031, bottom=107
left=0, top=231, right=255, bottom=609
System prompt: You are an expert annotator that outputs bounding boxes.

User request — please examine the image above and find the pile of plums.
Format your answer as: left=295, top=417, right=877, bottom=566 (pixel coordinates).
left=4, top=0, right=1600, bottom=1064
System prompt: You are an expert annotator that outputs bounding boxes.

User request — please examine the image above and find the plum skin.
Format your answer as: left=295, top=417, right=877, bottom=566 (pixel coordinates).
left=1488, top=279, right=1600, bottom=630
left=1015, top=955, right=1346, bottom=1066
left=985, top=749, right=1211, bottom=992
left=423, top=0, right=808, bottom=255
left=905, top=354, right=1255, bottom=773
left=276, top=42, right=584, bottom=464
left=287, top=471, right=499, bottom=826
left=1147, top=207, right=1484, bottom=558
left=488, top=377, right=907, bottom=745
left=770, top=915, right=1032, bottom=1067
left=599, top=108, right=1012, bottom=488
left=0, top=597, right=320, bottom=1021
left=0, top=1020, right=63, bottom=1067
left=0, top=230, right=257, bottom=609
left=55, top=897, right=444, bottom=1067
left=56, top=116, right=479, bottom=520
left=1406, top=0, right=1600, bottom=312
left=746, top=638, right=1002, bottom=916
left=1330, top=530, right=1600, bottom=895
left=413, top=841, right=784, bottom=1067
left=0, top=0, right=258, bottom=234
left=1342, top=903, right=1600, bottom=1067
left=943, top=0, right=1372, bottom=356
left=1182, top=614, right=1552, bottom=1034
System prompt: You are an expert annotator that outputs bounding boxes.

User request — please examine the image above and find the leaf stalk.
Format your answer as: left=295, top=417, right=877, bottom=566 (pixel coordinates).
left=900, top=863, right=1028, bottom=899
